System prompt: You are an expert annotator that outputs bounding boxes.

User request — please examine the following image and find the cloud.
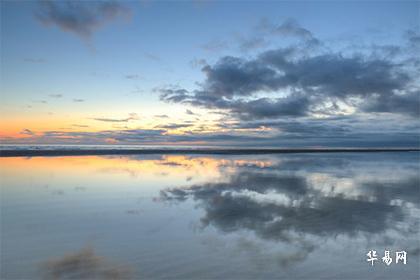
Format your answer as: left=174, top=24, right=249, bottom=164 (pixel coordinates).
left=33, top=99, right=48, bottom=104
left=5, top=127, right=262, bottom=146
left=158, top=123, right=193, bottom=130
left=185, top=109, right=195, bottom=115
left=92, top=113, right=139, bottom=123
left=259, top=18, right=318, bottom=44
left=20, top=129, right=35, bottom=135
left=159, top=87, right=190, bottom=103
left=73, top=99, right=85, bottom=102
left=159, top=154, right=419, bottom=266
left=23, top=58, right=46, bottom=63
left=225, top=118, right=351, bottom=135
left=160, top=34, right=418, bottom=119
left=48, top=94, right=62, bottom=98
left=35, top=0, right=131, bottom=40
left=2, top=119, right=419, bottom=147
left=5, top=108, right=420, bottom=147
left=154, top=114, right=169, bottom=118
left=406, top=29, right=420, bottom=46
left=201, top=39, right=229, bottom=52
left=42, top=246, right=131, bottom=279
left=144, top=52, right=160, bottom=61
left=125, top=74, right=141, bottom=80
left=361, top=89, right=420, bottom=117
left=231, top=94, right=312, bottom=119
left=237, top=35, right=267, bottom=52
left=190, top=58, right=208, bottom=69
left=72, top=124, right=89, bottom=128
left=233, top=18, right=319, bottom=53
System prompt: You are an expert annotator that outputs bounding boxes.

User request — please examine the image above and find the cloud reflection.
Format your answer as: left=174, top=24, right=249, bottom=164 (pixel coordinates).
left=160, top=154, right=420, bottom=265
left=42, top=246, right=131, bottom=279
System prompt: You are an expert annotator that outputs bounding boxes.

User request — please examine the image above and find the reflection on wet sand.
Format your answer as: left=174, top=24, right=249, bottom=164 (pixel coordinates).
left=42, top=246, right=131, bottom=280
left=1, top=153, right=419, bottom=279
left=0, top=155, right=226, bottom=182
left=159, top=153, right=420, bottom=266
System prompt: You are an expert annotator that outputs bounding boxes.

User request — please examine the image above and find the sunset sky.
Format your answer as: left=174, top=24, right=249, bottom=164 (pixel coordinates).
left=1, top=1, right=419, bottom=147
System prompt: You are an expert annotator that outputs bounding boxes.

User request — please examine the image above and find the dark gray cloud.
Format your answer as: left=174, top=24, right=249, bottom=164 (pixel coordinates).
left=2, top=127, right=419, bottom=147
left=222, top=118, right=352, bottom=136
left=35, top=0, right=131, bottom=39
left=9, top=127, right=265, bottom=146
left=232, top=94, right=312, bottom=119
left=159, top=88, right=190, bottom=103
left=160, top=41, right=418, bottom=119
left=362, top=90, right=420, bottom=117
left=37, top=128, right=166, bottom=144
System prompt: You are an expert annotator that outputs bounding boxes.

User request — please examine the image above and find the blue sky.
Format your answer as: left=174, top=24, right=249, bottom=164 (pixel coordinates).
left=1, top=1, right=419, bottom=147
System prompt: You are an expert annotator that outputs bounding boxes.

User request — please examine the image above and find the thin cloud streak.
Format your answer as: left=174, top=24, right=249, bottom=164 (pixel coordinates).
left=91, top=113, right=139, bottom=123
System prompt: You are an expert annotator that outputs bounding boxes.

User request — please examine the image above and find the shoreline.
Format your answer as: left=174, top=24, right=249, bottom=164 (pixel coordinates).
left=1, top=148, right=419, bottom=157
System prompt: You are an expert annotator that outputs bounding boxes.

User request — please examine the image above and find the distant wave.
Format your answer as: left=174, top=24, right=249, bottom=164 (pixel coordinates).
left=0, top=145, right=419, bottom=157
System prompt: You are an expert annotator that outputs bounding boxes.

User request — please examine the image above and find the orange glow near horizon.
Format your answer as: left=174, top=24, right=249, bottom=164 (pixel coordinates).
left=0, top=108, right=225, bottom=144
left=0, top=155, right=274, bottom=182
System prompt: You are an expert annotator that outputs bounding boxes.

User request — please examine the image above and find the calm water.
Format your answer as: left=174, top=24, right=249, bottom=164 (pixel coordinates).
left=1, top=153, right=419, bottom=279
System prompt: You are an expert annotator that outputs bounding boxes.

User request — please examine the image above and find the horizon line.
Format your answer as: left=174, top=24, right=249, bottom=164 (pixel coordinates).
left=1, top=147, right=419, bottom=157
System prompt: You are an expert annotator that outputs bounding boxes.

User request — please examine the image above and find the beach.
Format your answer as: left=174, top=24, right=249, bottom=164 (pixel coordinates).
left=1, top=152, right=419, bottom=279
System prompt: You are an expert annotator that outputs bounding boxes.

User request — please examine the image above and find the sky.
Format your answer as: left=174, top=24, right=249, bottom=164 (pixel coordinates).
left=1, top=0, right=419, bottom=147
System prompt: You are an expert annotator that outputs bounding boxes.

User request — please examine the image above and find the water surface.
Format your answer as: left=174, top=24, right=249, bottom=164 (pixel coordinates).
left=1, top=153, right=419, bottom=279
